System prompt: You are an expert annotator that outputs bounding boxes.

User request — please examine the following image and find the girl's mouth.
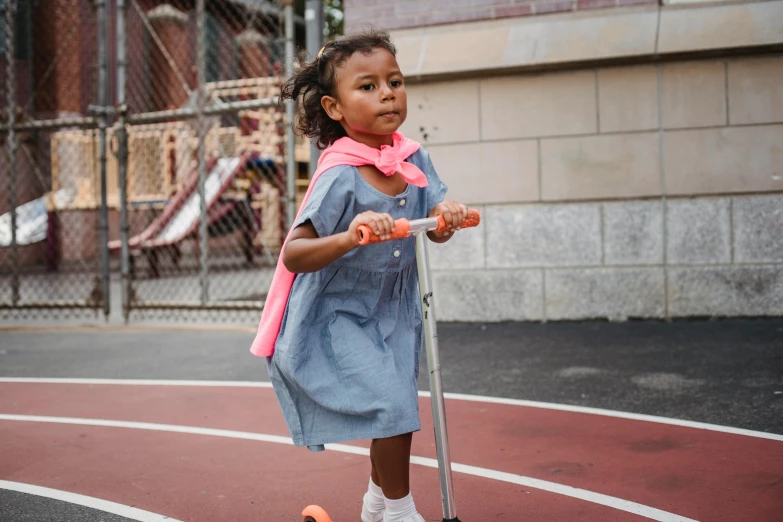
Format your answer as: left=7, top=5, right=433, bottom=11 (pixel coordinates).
left=380, top=111, right=398, bottom=119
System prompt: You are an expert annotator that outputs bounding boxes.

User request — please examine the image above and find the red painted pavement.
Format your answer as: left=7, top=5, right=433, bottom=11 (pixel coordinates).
left=1, top=383, right=782, bottom=521
left=1, top=422, right=635, bottom=521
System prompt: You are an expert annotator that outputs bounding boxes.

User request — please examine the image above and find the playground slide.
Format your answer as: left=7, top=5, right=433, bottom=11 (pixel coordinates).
left=0, top=189, right=74, bottom=248
left=108, top=153, right=253, bottom=252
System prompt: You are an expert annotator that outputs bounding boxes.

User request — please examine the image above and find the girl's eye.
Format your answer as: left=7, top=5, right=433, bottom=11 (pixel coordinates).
left=360, top=84, right=374, bottom=91
left=390, top=80, right=403, bottom=87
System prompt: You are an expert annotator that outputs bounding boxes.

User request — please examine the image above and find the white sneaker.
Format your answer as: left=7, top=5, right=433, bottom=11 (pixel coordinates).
left=383, top=514, right=425, bottom=522
left=361, top=493, right=385, bottom=522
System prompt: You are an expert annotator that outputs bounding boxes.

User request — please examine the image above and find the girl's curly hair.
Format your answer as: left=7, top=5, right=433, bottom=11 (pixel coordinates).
left=280, top=29, right=397, bottom=150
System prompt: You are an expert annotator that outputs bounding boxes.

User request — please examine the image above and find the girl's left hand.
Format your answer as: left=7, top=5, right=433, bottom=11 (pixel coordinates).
left=429, top=200, right=469, bottom=238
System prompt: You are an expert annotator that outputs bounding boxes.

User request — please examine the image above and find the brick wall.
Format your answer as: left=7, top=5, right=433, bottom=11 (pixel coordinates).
left=147, top=4, right=192, bottom=112
left=345, top=0, right=658, bottom=31
left=31, top=0, right=95, bottom=117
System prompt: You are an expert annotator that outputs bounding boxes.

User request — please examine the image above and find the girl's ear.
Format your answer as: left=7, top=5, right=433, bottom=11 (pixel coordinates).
left=321, top=95, right=343, bottom=122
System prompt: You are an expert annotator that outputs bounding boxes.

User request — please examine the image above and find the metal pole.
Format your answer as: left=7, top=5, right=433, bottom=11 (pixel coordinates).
left=283, top=0, right=296, bottom=229
left=116, top=0, right=131, bottom=322
left=0, top=116, right=97, bottom=132
left=96, top=0, right=110, bottom=320
left=23, top=0, right=32, bottom=117
left=118, top=98, right=278, bottom=126
left=415, top=233, right=460, bottom=522
left=196, top=0, right=209, bottom=305
left=305, top=0, right=322, bottom=177
left=305, top=0, right=323, bottom=61
left=6, top=0, right=19, bottom=306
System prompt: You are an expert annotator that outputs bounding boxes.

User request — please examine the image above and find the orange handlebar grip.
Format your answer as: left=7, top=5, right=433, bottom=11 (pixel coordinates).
left=435, top=208, right=482, bottom=234
left=357, top=219, right=411, bottom=245
left=462, top=209, right=481, bottom=228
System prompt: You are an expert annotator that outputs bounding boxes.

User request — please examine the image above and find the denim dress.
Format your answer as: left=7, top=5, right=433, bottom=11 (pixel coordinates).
left=267, top=148, right=447, bottom=451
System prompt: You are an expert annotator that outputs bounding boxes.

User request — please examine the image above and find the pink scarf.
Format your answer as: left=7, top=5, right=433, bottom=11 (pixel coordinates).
left=250, top=131, right=426, bottom=357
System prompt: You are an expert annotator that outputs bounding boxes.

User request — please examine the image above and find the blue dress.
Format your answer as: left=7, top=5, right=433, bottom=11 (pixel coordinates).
left=267, top=148, right=447, bottom=451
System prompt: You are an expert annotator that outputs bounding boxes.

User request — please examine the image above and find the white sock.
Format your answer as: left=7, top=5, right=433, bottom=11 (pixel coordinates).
left=383, top=492, right=418, bottom=521
left=364, top=477, right=385, bottom=512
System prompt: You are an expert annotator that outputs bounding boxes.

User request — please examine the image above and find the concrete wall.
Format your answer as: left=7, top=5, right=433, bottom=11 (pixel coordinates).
left=349, top=1, right=783, bottom=320
left=345, top=0, right=658, bottom=31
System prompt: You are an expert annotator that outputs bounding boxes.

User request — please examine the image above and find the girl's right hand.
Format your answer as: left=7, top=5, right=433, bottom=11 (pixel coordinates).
left=347, top=211, right=396, bottom=246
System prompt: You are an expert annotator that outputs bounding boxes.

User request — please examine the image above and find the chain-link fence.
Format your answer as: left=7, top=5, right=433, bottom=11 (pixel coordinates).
left=1, top=0, right=305, bottom=323
left=1, top=0, right=106, bottom=319
left=117, top=0, right=294, bottom=323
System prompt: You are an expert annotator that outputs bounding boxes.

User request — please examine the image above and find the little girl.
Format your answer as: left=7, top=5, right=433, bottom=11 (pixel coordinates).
left=250, top=29, right=468, bottom=522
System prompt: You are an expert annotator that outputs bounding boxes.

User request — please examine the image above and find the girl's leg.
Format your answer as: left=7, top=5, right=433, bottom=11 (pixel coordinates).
left=370, top=432, right=413, bottom=499
left=371, top=454, right=381, bottom=489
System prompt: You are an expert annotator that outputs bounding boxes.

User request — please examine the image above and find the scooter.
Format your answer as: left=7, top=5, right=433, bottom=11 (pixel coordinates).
left=301, top=209, right=481, bottom=522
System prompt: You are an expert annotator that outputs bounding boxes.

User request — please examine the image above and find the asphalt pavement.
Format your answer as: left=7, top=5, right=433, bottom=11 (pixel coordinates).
left=1, top=318, right=781, bottom=434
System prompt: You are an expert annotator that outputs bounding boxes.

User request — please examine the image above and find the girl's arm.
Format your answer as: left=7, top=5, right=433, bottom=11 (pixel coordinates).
left=427, top=200, right=469, bottom=244
left=283, top=211, right=397, bottom=273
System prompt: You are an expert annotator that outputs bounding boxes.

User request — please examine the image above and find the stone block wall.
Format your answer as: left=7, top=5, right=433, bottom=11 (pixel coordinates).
left=416, top=54, right=783, bottom=321
left=404, top=56, right=782, bottom=205
left=428, top=195, right=783, bottom=320
left=345, top=0, right=659, bottom=31
left=377, top=2, right=783, bottom=320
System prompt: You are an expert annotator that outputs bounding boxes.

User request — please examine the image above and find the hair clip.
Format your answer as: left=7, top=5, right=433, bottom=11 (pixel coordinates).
left=316, top=45, right=326, bottom=61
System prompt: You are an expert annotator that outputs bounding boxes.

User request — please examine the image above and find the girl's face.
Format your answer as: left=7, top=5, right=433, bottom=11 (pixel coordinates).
left=321, top=48, right=407, bottom=149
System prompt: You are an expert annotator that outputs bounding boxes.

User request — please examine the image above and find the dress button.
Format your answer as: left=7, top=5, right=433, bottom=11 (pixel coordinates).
left=399, top=199, right=406, bottom=206
left=393, top=250, right=401, bottom=258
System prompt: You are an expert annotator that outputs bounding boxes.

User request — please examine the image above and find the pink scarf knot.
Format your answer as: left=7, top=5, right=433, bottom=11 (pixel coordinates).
left=374, top=136, right=428, bottom=187
left=324, top=132, right=428, bottom=188
left=377, top=143, right=406, bottom=176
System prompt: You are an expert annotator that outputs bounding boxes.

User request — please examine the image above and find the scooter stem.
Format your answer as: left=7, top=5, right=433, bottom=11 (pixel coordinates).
left=415, top=231, right=461, bottom=521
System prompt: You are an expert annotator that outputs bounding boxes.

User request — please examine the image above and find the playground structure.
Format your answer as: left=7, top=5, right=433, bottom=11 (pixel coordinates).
left=8, top=76, right=311, bottom=279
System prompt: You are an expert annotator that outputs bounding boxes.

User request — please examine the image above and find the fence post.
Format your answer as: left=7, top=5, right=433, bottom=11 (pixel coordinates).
left=96, top=0, right=110, bottom=320
left=282, top=0, right=296, bottom=229
left=116, top=0, right=131, bottom=322
left=196, top=0, right=209, bottom=306
left=6, top=0, right=19, bottom=306
left=305, top=0, right=323, bottom=177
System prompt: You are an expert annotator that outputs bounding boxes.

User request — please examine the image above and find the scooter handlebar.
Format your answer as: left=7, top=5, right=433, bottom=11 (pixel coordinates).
left=357, top=209, right=481, bottom=245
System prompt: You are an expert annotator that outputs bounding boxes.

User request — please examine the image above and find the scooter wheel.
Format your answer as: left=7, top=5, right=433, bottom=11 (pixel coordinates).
left=302, top=504, right=332, bottom=522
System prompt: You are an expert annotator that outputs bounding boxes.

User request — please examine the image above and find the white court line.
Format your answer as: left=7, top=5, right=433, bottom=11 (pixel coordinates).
left=0, top=480, right=181, bottom=522
left=1, top=377, right=781, bottom=442
left=0, top=414, right=697, bottom=522
left=435, top=392, right=783, bottom=442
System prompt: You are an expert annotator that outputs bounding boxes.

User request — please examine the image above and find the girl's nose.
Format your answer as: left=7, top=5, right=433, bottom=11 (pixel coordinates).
left=380, top=85, right=395, bottom=101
